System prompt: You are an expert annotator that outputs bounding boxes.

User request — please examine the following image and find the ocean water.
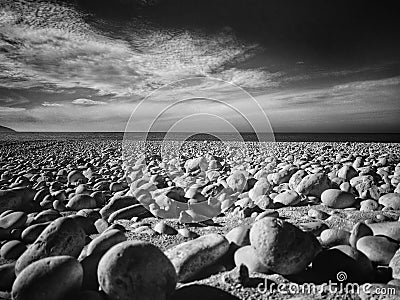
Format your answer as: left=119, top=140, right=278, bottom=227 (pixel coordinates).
left=0, top=132, right=399, bottom=143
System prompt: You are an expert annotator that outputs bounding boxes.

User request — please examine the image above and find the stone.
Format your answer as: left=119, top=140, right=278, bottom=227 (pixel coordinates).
left=86, top=229, right=126, bottom=256
left=21, top=222, right=51, bottom=244
left=295, top=173, right=330, bottom=198
left=288, top=169, right=307, bottom=191
left=299, top=221, right=329, bottom=236
left=389, top=248, right=400, bottom=280
left=226, top=171, right=247, bottom=193
left=273, top=190, right=301, bottom=206
left=360, top=199, right=379, bottom=211
left=15, top=217, right=86, bottom=274
left=321, top=189, right=356, bottom=208
left=225, top=225, right=250, bottom=248
left=337, top=165, right=358, bottom=181
left=356, top=236, right=399, bottom=265
left=11, top=256, right=83, bottom=300
left=107, top=204, right=149, bottom=223
left=0, top=262, right=16, bottom=291
left=100, top=196, right=138, bottom=220
left=66, top=194, right=97, bottom=211
left=248, top=178, right=270, bottom=202
left=0, top=211, right=27, bottom=230
left=234, top=245, right=269, bottom=274
left=379, top=193, right=400, bottom=210
left=154, top=221, right=177, bottom=235
left=367, top=221, right=400, bottom=242
left=98, top=241, right=176, bottom=300
left=349, top=222, right=373, bottom=248
left=312, top=245, right=374, bottom=283
left=255, top=209, right=279, bottom=221
left=68, top=170, right=86, bottom=184
left=307, top=208, right=329, bottom=220
left=165, top=233, right=229, bottom=282
left=249, top=217, right=321, bottom=275
left=177, top=228, right=198, bottom=239
left=1, top=240, right=26, bottom=259
left=320, top=229, right=350, bottom=247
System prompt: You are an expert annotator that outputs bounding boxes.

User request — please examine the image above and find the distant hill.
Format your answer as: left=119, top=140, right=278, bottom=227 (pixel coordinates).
left=0, top=125, right=16, bottom=132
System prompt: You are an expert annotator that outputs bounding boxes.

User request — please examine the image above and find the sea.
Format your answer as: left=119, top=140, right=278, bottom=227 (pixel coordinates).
left=1, top=132, right=400, bottom=143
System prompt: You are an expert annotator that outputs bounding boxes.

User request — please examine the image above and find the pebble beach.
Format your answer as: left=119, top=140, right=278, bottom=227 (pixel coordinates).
left=1, top=133, right=400, bottom=300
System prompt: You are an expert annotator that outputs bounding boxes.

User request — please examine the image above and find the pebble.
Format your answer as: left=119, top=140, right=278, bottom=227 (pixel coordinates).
left=0, top=211, right=27, bottom=230
left=307, top=208, right=330, bottom=220
left=312, top=245, right=374, bottom=282
left=360, top=199, right=379, bottom=211
left=225, top=225, right=250, bottom=248
left=379, top=193, right=400, bottom=210
left=356, top=235, right=399, bottom=265
left=100, top=196, right=138, bottom=220
left=154, top=221, right=178, bottom=235
left=389, top=248, right=400, bottom=280
left=349, top=222, right=373, bottom=248
left=177, top=228, right=198, bottom=239
left=295, top=173, right=330, bottom=198
left=98, top=241, right=176, bottom=300
left=255, top=209, right=279, bottom=221
left=299, top=221, right=329, bottom=236
left=66, top=194, right=97, bottom=211
left=15, top=217, right=86, bottom=274
left=1, top=240, right=26, bottom=259
left=107, top=204, right=149, bottom=223
left=273, top=190, right=301, bottom=206
left=321, top=189, right=356, bottom=208
left=12, top=256, right=83, bottom=300
left=166, top=233, right=229, bottom=282
left=226, top=171, right=247, bottom=193
left=367, top=221, right=400, bottom=242
left=249, top=217, right=321, bottom=275
left=86, top=229, right=127, bottom=256
left=320, top=228, right=350, bottom=247
left=234, top=245, right=269, bottom=274
left=0, top=262, right=16, bottom=291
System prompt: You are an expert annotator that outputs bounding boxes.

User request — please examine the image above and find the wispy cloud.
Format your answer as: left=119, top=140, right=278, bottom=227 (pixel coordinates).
left=0, top=106, right=26, bottom=112
left=42, top=102, right=64, bottom=107
left=72, top=98, right=107, bottom=105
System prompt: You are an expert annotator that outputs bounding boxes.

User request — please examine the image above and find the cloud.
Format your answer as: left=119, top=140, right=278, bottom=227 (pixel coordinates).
left=42, top=102, right=64, bottom=107
left=0, top=0, right=271, bottom=100
left=72, top=99, right=107, bottom=105
left=0, top=106, right=26, bottom=112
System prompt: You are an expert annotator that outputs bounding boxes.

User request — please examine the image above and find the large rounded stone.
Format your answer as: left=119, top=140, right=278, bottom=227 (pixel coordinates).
left=249, top=217, right=321, bottom=275
left=15, top=217, right=86, bottom=274
left=295, top=173, right=330, bottom=198
left=1, top=240, right=26, bottom=259
left=226, top=171, right=247, bottom=193
left=312, top=245, right=373, bottom=283
left=234, top=245, right=269, bottom=274
left=0, top=262, right=16, bottom=291
left=0, top=211, right=27, bottom=230
left=379, top=193, right=400, bottom=210
left=367, top=221, right=400, bottom=242
left=320, top=228, right=350, bottom=247
left=20, top=222, right=51, bottom=244
left=273, top=190, right=301, bottom=206
left=321, top=189, right=356, bottom=208
left=100, top=196, right=138, bottom=220
left=349, top=222, right=373, bottom=248
left=66, top=194, right=97, bottom=211
left=12, top=256, right=83, bottom=300
left=165, top=233, right=229, bottom=282
left=389, top=248, right=400, bottom=280
left=356, top=236, right=399, bottom=265
left=87, top=229, right=126, bottom=257
left=98, top=241, right=176, bottom=300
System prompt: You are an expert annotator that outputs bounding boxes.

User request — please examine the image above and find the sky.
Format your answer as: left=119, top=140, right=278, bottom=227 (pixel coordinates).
left=0, top=0, right=399, bottom=132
